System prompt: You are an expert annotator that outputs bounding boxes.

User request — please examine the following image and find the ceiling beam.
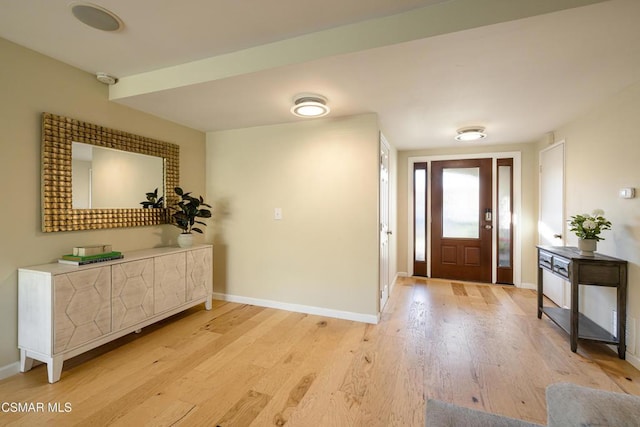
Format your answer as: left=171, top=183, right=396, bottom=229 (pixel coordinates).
left=110, top=0, right=605, bottom=101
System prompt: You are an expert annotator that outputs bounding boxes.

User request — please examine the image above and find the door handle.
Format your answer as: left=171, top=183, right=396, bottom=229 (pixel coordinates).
left=553, top=234, right=562, bottom=239
left=386, top=230, right=393, bottom=235
left=484, top=225, right=493, bottom=229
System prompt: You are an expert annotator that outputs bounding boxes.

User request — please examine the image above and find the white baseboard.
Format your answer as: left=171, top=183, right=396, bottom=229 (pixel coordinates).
left=0, top=361, right=20, bottom=381
left=390, top=273, right=401, bottom=293
left=212, top=292, right=379, bottom=324
left=518, top=281, right=537, bottom=290
left=396, top=272, right=408, bottom=278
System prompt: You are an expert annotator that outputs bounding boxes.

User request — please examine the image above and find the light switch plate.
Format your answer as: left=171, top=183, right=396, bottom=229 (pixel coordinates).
left=274, top=207, right=283, bottom=220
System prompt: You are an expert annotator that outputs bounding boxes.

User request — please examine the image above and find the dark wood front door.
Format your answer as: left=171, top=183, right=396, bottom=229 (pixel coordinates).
left=431, top=158, right=492, bottom=282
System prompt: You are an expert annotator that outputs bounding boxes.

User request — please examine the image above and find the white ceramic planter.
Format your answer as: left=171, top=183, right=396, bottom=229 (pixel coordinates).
left=177, top=233, right=194, bottom=248
left=578, top=238, right=597, bottom=256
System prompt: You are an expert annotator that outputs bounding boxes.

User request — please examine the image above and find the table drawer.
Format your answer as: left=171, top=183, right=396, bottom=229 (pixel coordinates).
left=538, top=251, right=553, bottom=270
left=552, top=257, right=570, bottom=279
left=578, top=264, right=620, bottom=285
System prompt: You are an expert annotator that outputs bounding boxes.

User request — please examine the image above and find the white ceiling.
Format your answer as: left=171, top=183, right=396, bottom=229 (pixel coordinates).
left=1, top=0, right=640, bottom=149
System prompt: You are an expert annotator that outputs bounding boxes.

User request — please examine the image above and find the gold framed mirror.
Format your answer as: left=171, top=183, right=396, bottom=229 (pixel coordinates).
left=41, top=112, right=179, bottom=232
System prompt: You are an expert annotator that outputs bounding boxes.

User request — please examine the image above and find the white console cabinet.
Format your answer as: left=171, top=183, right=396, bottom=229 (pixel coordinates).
left=18, top=245, right=212, bottom=383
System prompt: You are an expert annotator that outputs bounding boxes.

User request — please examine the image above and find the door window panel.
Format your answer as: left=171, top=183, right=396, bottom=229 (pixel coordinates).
left=442, top=167, right=479, bottom=239
left=413, top=162, right=428, bottom=277
left=497, top=158, right=514, bottom=284
left=414, top=168, right=426, bottom=262
left=498, top=164, right=512, bottom=267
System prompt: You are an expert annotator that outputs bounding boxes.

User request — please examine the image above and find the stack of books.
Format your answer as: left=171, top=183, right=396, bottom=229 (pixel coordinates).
left=58, top=244, right=123, bottom=265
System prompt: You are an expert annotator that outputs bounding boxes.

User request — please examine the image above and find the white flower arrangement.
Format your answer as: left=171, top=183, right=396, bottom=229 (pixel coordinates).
left=568, top=209, right=611, bottom=241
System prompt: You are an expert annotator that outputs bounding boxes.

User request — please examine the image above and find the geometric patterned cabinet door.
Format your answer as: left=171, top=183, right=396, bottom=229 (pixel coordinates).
left=187, top=247, right=212, bottom=301
left=54, top=267, right=111, bottom=353
left=112, top=259, right=154, bottom=330
left=154, top=252, right=186, bottom=314
left=19, top=244, right=212, bottom=383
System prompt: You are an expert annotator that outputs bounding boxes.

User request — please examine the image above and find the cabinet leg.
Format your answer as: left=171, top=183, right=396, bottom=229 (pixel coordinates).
left=537, top=265, right=543, bottom=319
left=570, top=340, right=578, bottom=353
left=205, top=295, right=212, bottom=310
left=47, top=356, right=63, bottom=383
left=570, top=274, right=579, bottom=354
left=19, top=350, right=34, bottom=372
left=617, top=284, right=626, bottom=360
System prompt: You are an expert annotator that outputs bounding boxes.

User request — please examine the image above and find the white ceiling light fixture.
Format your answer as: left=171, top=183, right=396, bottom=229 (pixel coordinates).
left=290, top=94, right=330, bottom=118
left=455, top=126, right=487, bottom=142
left=70, top=2, right=123, bottom=32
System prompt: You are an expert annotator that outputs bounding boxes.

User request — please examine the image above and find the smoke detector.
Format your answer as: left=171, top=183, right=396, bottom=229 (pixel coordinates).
left=96, top=72, right=118, bottom=85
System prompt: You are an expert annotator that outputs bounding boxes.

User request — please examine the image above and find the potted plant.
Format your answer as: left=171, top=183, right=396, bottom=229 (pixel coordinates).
left=169, top=187, right=212, bottom=248
left=568, top=209, right=611, bottom=255
left=140, top=188, right=164, bottom=208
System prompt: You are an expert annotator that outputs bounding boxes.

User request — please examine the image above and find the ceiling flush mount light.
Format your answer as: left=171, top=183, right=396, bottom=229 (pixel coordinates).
left=70, top=2, right=123, bottom=32
left=291, top=94, right=330, bottom=118
left=455, top=126, right=487, bottom=142
left=96, top=72, right=118, bottom=85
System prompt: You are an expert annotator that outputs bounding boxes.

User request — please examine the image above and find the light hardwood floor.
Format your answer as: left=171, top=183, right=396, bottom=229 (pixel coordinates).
left=2, top=277, right=639, bottom=426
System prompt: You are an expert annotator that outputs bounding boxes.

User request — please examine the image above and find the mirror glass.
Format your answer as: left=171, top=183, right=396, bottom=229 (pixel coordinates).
left=72, top=142, right=165, bottom=209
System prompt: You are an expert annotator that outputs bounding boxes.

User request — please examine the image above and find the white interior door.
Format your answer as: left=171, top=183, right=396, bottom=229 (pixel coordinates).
left=379, top=135, right=390, bottom=310
left=539, top=142, right=566, bottom=307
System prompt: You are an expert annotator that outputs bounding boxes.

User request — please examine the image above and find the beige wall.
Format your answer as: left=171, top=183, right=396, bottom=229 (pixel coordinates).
left=206, top=114, right=381, bottom=319
left=0, top=38, right=206, bottom=369
left=550, top=81, right=640, bottom=362
left=396, top=142, right=539, bottom=286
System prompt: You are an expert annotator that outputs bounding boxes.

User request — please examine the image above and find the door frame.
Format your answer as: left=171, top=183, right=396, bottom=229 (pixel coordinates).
left=407, top=151, right=522, bottom=286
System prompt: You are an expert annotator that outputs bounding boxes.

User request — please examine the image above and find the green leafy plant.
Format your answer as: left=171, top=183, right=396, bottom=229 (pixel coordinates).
left=140, top=188, right=164, bottom=208
left=169, top=187, right=212, bottom=234
left=568, top=209, right=611, bottom=241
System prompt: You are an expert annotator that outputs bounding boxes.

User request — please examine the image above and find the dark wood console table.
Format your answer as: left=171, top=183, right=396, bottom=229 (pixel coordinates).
left=537, top=246, right=628, bottom=359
